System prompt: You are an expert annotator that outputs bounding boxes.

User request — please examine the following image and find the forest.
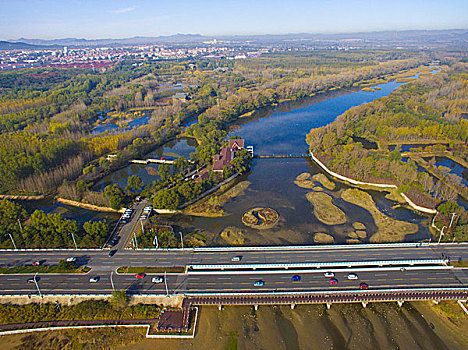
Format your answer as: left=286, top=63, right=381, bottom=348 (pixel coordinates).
left=307, top=62, right=468, bottom=210
left=0, top=50, right=429, bottom=198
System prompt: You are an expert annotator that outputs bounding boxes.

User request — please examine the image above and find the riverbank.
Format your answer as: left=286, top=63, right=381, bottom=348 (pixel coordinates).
left=0, top=195, right=45, bottom=201
left=310, top=152, right=437, bottom=215
left=56, top=198, right=124, bottom=213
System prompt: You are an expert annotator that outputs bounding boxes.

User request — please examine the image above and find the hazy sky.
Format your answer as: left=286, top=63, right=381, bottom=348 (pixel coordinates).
left=1, top=0, right=467, bottom=40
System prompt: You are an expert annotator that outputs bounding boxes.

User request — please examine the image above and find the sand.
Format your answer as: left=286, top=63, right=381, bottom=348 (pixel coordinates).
left=306, top=192, right=347, bottom=225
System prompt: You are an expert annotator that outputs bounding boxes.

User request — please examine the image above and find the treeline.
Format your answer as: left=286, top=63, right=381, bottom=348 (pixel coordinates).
left=307, top=62, right=468, bottom=208
left=0, top=199, right=110, bottom=248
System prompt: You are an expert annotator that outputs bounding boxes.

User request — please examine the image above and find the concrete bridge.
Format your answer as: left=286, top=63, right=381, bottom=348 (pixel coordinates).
left=130, top=158, right=175, bottom=165
left=255, top=153, right=310, bottom=159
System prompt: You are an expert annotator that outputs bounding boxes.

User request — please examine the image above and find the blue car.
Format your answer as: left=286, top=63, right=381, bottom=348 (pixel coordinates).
left=292, top=275, right=301, bottom=282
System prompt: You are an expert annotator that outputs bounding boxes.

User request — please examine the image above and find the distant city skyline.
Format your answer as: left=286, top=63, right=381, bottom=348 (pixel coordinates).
left=1, top=0, right=467, bottom=40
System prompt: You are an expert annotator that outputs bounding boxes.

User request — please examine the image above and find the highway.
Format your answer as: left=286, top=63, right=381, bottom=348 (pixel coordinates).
left=0, top=244, right=466, bottom=272
left=0, top=266, right=466, bottom=296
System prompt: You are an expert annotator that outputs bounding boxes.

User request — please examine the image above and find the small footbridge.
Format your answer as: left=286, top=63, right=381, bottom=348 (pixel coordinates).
left=255, top=153, right=311, bottom=159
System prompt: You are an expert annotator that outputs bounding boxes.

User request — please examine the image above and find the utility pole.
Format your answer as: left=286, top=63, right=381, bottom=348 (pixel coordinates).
left=164, top=271, right=169, bottom=295
left=179, top=231, right=183, bottom=249
left=438, top=226, right=446, bottom=244
left=140, top=218, right=145, bottom=234
left=33, top=272, right=42, bottom=298
left=18, top=219, right=23, bottom=231
left=69, top=232, right=78, bottom=250
left=8, top=233, right=17, bottom=250
left=110, top=271, right=115, bottom=291
left=133, top=232, right=138, bottom=250
left=449, top=213, right=457, bottom=229
left=153, top=234, right=159, bottom=249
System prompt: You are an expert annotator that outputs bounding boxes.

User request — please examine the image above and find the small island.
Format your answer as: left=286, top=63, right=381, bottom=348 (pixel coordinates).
left=242, top=207, right=280, bottom=229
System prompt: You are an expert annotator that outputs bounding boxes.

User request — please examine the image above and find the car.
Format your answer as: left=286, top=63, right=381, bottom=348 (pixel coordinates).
left=89, top=277, right=100, bottom=283
left=400, top=267, right=406, bottom=272
left=231, top=256, right=242, bottom=262
left=134, top=273, right=146, bottom=279
left=292, top=275, right=301, bottom=282
left=66, top=257, right=76, bottom=262
left=324, top=272, right=335, bottom=278
left=253, top=280, right=264, bottom=286
left=27, top=278, right=35, bottom=283
left=108, top=250, right=116, bottom=257
left=32, top=261, right=40, bottom=266
left=347, top=273, right=358, bottom=280
left=359, top=282, right=369, bottom=290
left=152, top=276, right=164, bottom=283
left=329, top=278, right=338, bottom=284
left=140, top=215, right=147, bottom=220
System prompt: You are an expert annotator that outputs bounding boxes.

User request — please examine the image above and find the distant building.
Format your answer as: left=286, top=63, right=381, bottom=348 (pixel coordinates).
left=212, top=138, right=245, bottom=172
left=173, top=92, right=190, bottom=101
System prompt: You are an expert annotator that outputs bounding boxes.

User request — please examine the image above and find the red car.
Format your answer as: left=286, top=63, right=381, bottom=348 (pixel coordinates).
left=134, top=273, right=146, bottom=279
left=360, top=282, right=369, bottom=290
left=32, top=261, right=40, bottom=266
left=329, top=278, right=338, bottom=284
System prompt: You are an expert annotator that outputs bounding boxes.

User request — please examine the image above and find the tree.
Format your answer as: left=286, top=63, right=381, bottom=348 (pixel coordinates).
left=82, top=220, right=109, bottom=247
left=153, top=189, right=180, bottom=210
left=110, top=290, right=128, bottom=310
left=126, top=175, right=144, bottom=193
left=158, top=164, right=170, bottom=181
left=104, top=184, right=124, bottom=209
left=231, top=149, right=252, bottom=174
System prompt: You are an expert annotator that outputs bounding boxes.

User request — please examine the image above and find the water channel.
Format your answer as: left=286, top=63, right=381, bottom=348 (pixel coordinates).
left=184, top=78, right=433, bottom=245
left=32, top=74, right=436, bottom=243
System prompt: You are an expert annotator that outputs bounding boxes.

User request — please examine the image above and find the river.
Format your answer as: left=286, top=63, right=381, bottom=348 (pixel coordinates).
left=184, top=78, right=432, bottom=244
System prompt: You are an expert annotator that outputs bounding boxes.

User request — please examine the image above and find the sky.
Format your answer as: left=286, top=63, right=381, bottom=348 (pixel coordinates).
left=1, top=0, right=467, bottom=40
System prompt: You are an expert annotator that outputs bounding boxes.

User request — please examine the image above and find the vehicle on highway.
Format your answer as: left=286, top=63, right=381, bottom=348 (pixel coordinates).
left=66, top=257, right=76, bottom=262
left=108, top=250, right=116, bottom=257
left=292, top=275, right=301, bottom=281
left=324, top=272, right=334, bottom=278
left=253, top=280, right=264, bottom=286
left=347, top=273, right=358, bottom=280
left=231, top=256, right=242, bottom=262
left=152, top=276, right=164, bottom=283
left=135, top=273, right=146, bottom=279
left=27, top=278, right=35, bottom=283
left=32, top=261, right=40, bottom=266
left=329, top=278, right=338, bottom=284
left=400, top=267, right=406, bottom=272
left=140, top=215, right=147, bottom=220
left=89, top=277, right=100, bottom=283
left=359, top=282, right=369, bottom=290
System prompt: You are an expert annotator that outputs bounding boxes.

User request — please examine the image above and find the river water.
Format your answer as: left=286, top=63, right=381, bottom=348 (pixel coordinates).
left=186, top=78, right=432, bottom=244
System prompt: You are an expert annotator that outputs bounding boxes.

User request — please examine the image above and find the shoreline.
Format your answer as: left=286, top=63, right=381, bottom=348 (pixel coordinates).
left=56, top=197, right=125, bottom=213
left=310, top=152, right=437, bottom=215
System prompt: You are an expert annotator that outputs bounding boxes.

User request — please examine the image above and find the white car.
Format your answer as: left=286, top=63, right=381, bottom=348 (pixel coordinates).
left=89, top=277, right=99, bottom=283
left=66, top=257, right=76, bottom=262
left=152, top=276, right=164, bottom=283
left=324, top=272, right=335, bottom=278
left=231, top=256, right=242, bottom=262
left=347, top=273, right=358, bottom=280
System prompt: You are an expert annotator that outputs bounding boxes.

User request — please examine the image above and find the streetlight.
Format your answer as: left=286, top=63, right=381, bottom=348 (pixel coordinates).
left=449, top=213, right=457, bottom=230
left=110, top=271, right=115, bottom=291
left=140, top=218, right=145, bottom=234
left=164, top=271, right=169, bottom=295
left=133, top=232, right=138, bottom=250
left=7, top=233, right=17, bottom=250
left=33, top=272, right=42, bottom=298
left=153, top=234, right=159, bottom=249
left=179, top=232, right=183, bottom=249
left=69, top=232, right=78, bottom=250
left=437, top=226, right=446, bottom=244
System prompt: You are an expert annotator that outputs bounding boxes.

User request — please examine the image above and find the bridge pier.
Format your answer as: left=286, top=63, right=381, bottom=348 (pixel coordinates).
left=326, top=302, right=332, bottom=310
left=291, top=303, right=296, bottom=310
left=362, top=301, right=368, bottom=308
left=397, top=300, right=404, bottom=307
left=254, top=304, right=259, bottom=311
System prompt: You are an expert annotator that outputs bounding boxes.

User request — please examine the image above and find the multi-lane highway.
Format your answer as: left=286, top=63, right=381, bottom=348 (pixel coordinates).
left=0, top=243, right=466, bottom=271
left=0, top=243, right=466, bottom=296
left=0, top=266, right=466, bottom=295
